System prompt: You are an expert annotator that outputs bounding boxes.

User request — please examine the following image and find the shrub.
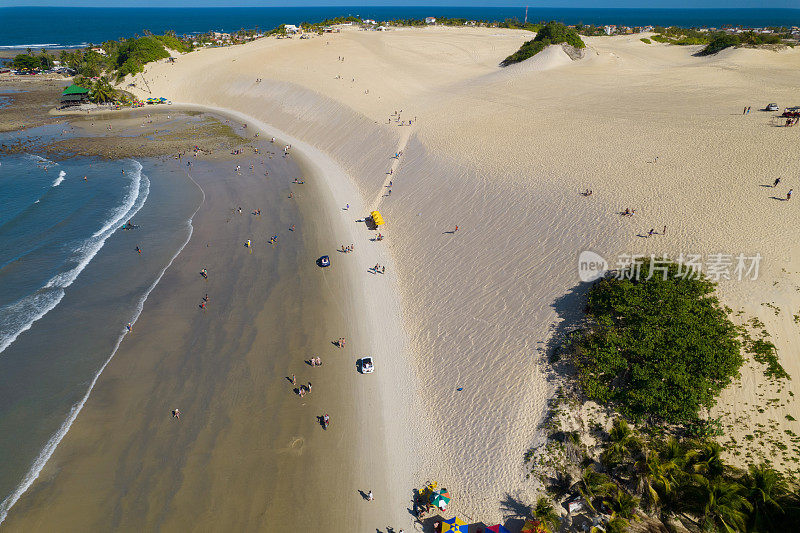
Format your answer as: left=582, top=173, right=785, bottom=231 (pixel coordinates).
left=569, top=260, right=743, bottom=423
left=640, top=38, right=651, bottom=44
left=698, top=34, right=741, bottom=55
left=501, top=21, right=585, bottom=66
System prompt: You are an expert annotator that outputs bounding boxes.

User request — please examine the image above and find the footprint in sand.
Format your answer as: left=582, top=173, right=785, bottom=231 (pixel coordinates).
left=282, top=437, right=305, bottom=456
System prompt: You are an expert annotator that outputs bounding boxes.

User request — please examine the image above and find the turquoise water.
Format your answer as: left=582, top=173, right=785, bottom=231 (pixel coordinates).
left=0, top=7, right=799, bottom=48
left=0, top=125, right=203, bottom=521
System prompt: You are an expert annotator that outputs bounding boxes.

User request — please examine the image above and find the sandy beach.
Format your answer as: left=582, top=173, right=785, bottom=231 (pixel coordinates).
left=5, top=24, right=800, bottom=530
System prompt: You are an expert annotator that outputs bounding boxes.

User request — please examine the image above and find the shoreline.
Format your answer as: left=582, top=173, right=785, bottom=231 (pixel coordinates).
left=1, top=103, right=417, bottom=531
left=0, top=165, right=204, bottom=524
left=176, top=102, right=420, bottom=528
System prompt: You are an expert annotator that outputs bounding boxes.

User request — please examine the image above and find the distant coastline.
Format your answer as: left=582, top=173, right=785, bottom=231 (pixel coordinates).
left=1, top=6, right=799, bottom=48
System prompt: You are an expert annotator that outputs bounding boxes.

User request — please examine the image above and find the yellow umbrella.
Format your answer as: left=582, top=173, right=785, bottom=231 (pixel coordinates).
left=441, top=516, right=467, bottom=532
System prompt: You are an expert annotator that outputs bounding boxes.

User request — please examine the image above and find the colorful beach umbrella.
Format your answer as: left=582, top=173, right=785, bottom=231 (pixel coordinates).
left=441, top=516, right=467, bottom=533
left=430, top=488, right=451, bottom=509
left=487, top=525, right=511, bottom=533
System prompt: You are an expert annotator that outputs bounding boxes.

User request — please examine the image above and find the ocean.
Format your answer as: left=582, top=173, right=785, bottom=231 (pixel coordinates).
left=1, top=7, right=799, bottom=48
left=0, top=123, right=203, bottom=521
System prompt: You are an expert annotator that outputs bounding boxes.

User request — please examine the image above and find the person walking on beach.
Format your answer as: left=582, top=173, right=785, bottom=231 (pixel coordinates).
left=367, top=491, right=374, bottom=501
left=173, top=408, right=180, bottom=420
left=663, top=225, right=667, bottom=235
left=291, top=374, right=296, bottom=385
left=788, top=189, right=793, bottom=201
left=454, top=225, right=459, bottom=233
left=773, top=177, right=781, bottom=188
left=648, top=228, right=654, bottom=238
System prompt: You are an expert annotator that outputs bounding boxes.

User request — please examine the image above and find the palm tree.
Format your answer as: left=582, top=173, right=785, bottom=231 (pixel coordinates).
left=578, top=466, right=616, bottom=511
left=742, top=463, right=787, bottom=532
left=689, top=476, right=751, bottom=533
left=90, top=77, right=117, bottom=104
left=601, top=419, right=641, bottom=474
left=603, top=488, right=639, bottom=521
left=634, top=450, right=665, bottom=511
left=686, top=441, right=724, bottom=479
left=533, top=496, right=560, bottom=532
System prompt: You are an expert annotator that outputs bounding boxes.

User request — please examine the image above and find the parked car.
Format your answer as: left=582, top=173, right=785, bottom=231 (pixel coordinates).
left=766, top=103, right=779, bottom=111
left=358, top=357, right=374, bottom=374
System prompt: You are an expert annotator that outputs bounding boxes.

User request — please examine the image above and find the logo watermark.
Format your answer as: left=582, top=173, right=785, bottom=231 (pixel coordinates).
left=578, top=252, right=762, bottom=282
left=578, top=250, right=608, bottom=282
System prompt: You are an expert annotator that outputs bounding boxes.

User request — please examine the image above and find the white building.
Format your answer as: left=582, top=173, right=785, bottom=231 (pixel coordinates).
left=362, top=19, right=376, bottom=25
left=284, top=24, right=300, bottom=34
left=425, top=17, right=436, bottom=25
left=604, top=25, right=616, bottom=35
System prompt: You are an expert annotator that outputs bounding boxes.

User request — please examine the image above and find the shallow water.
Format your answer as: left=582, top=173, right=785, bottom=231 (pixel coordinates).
left=0, top=129, right=203, bottom=519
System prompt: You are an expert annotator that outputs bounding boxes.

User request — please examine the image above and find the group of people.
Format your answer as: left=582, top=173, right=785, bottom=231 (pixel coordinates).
left=372, top=264, right=386, bottom=274
left=309, top=356, right=322, bottom=366
left=297, top=382, right=312, bottom=398
left=621, top=208, right=636, bottom=217
left=341, top=243, right=355, bottom=253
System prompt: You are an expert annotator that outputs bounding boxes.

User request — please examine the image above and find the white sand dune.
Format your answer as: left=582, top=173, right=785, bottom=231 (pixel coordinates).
left=116, top=26, right=800, bottom=524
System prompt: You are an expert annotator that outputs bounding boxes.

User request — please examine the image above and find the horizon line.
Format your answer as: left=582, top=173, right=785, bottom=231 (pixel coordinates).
left=2, top=5, right=800, bottom=10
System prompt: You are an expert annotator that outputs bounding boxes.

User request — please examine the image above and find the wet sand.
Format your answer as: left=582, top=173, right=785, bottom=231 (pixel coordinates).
left=2, top=129, right=390, bottom=530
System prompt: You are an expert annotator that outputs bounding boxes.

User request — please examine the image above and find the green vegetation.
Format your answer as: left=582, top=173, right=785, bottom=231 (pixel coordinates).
left=698, top=31, right=783, bottom=55
left=640, top=37, right=652, bottom=44
left=651, top=26, right=710, bottom=46
left=53, top=31, right=193, bottom=81
left=529, top=417, right=800, bottom=532
left=500, top=21, right=585, bottom=66
left=645, top=26, right=789, bottom=55
left=87, top=77, right=118, bottom=104
left=498, top=18, right=543, bottom=32
left=569, top=260, right=742, bottom=423
left=110, top=36, right=171, bottom=80
left=11, top=54, right=41, bottom=71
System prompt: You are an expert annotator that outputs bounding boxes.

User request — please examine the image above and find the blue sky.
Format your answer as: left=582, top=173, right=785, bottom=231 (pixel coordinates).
left=0, top=0, right=797, bottom=7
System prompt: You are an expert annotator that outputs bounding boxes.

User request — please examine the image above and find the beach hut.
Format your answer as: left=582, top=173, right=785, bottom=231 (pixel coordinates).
left=61, top=84, right=89, bottom=106
left=370, top=211, right=385, bottom=226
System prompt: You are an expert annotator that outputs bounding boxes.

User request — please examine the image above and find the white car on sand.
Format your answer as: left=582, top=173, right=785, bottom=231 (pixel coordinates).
left=358, top=357, right=374, bottom=374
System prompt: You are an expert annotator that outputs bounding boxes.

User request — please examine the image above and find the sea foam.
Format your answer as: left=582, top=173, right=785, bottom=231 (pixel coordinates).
left=0, top=160, right=148, bottom=356
left=0, top=167, right=204, bottom=525
left=52, top=171, right=65, bottom=187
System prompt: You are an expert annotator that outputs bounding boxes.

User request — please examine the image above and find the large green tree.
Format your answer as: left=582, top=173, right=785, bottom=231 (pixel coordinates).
left=571, top=260, right=743, bottom=423
left=11, top=54, right=40, bottom=71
